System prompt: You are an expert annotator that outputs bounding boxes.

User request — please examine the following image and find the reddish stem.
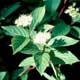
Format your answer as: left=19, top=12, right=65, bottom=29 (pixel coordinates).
left=64, top=0, right=68, bottom=4
left=58, top=0, right=68, bottom=18
left=71, top=21, right=75, bottom=25
left=19, top=66, right=35, bottom=77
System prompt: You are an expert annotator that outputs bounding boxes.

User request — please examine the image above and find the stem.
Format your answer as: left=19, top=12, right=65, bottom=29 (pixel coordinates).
left=50, top=61, right=57, bottom=79
left=71, top=21, right=75, bottom=25
left=42, top=45, right=46, bottom=52
left=43, top=73, right=52, bottom=80
left=58, top=0, right=68, bottom=18
left=18, top=66, right=35, bottom=77
left=50, top=61, right=60, bottom=80
left=64, top=0, right=68, bottom=4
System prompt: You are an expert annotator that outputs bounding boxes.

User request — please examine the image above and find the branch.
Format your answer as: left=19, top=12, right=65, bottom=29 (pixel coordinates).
left=50, top=61, right=61, bottom=80
left=18, top=66, right=35, bottom=77
left=58, top=0, right=68, bottom=18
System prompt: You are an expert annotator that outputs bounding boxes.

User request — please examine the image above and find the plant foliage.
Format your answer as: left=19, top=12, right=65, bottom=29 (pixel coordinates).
left=0, top=0, right=80, bottom=80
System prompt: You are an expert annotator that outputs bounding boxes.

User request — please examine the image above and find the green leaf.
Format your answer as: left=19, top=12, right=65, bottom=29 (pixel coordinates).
left=19, top=57, right=35, bottom=67
left=0, top=72, right=9, bottom=80
left=0, top=72, right=7, bottom=80
left=70, top=26, right=80, bottom=39
left=34, top=52, right=50, bottom=75
left=72, top=15, right=80, bottom=23
left=52, top=21, right=71, bottom=37
left=0, top=29, right=4, bottom=39
left=43, top=24, right=54, bottom=32
left=45, top=0, right=61, bottom=15
left=49, top=51, right=65, bottom=65
left=30, top=6, right=45, bottom=33
left=21, top=42, right=40, bottom=55
left=43, top=72, right=54, bottom=80
left=47, top=36, right=79, bottom=47
left=2, top=26, right=29, bottom=37
left=0, top=2, right=21, bottom=20
left=12, top=68, right=23, bottom=80
left=53, top=48, right=79, bottom=64
left=12, top=68, right=28, bottom=80
left=22, top=0, right=41, bottom=3
left=12, top=36, right=30, bottom=54
left=20, top=72, right=28, bottom=80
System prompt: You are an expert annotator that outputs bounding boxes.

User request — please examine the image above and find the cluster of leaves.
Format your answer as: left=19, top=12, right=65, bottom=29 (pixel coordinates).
left=0, top=0, right=80, bottom=80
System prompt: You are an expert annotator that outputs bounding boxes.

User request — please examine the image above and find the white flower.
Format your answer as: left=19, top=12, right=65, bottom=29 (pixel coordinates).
left=15, top=14, right=32, bottom=27
left=72, top=2, right=76, bottom=7
left=64, top=3, right=80, bottom=20
left=64, top=9, right=70, bottom=14
left=69, top=11, right=77, bottom=18
left=33, top=32, right=51, bottom=45
left=76, top=8, right=79, bottom=12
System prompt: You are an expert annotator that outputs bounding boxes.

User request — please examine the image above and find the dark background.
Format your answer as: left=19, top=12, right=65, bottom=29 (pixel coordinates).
left=0, top=0, right=80, bottom=80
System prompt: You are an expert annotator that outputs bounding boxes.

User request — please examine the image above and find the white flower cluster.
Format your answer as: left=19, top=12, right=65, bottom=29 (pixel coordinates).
left=15, top=14, right=32, bottom=27
left=65, top=3, right=80, bottom=18
left=33, top=32, right=51, bottom=45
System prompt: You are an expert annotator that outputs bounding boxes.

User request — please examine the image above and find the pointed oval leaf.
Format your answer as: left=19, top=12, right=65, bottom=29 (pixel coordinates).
left=2, top=26, right=29, bottom=37
left=12, top=68, right=23, bottom=80
left=53, top=48, right=79, bottom=64
left=30, top=6, right=45, bottom=33
left=34, top=52, right=50, bottom=75
left=12, top=36, right=30, bottom=54
left=0, top=72, right=9, bottom=80
left=21, top=42, right=40, bottom=55
left=48, top=36, right=79, bottom=47
left=45, top=0, right=61, bottom=15
left=70, top=26, right=80, bottom=39
left=20, top=72, right=28, bottom=80
left=52, top=21, right=71, bottom=37
left=19, top=57, right=35, bottom=67
left=0, top=2, right=21, bottom=20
